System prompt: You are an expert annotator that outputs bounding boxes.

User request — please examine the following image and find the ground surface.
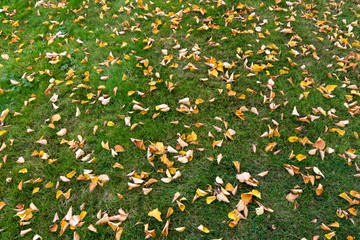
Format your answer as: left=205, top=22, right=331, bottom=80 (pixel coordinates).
left=1, top=0, right=360, bottom=239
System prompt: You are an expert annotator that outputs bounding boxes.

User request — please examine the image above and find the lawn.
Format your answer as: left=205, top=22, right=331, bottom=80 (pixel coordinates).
left=1, top=0, right=360, bottom=239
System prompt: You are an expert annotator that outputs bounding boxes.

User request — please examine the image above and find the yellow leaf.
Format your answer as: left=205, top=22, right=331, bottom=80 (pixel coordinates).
left=288, top=136, right=298, bottom=142
left=107, top=121, right=115, bottom=126
left=0, top=130, right=7, bottom=136
left=19, top=168, right=28, bottom=174
left=330, top=128, right=345, bottom=136
left=210, top=69, right=218, bottom=77
left=228, top=209, right=242, bottom=222
left=296, top=154, right=306, bottom=161
left=212, top=139, right=223, bottom=148
left=250, top=189, right=261, bottom=199
left=79, top=211, right=87, bottom=220
left=175, top=227, right=185, bottom=232
left=56, top=190, right=63, bottom=199
left=148, top=208, right=162, bottom=222
left=64, top=189, right=71, bottom=199
left=339, top=192, right=352, bottom=203
left=195, top=99, right=204, bottom=104
left=252, top=64, right=263, bottom=73
left=315, top=183, right=323, bottom=196
left=101, top=141, right=110, bottom=150
left=348, top=208, right=357, bottom=216
left=350, top=190, right=360, bottom=198
left=325, top=231, right=336, bottom=239
left=197, top=224, right=210, bottom=233
left=325, top=85, right=337, bottom=93
left=0, top=201, right=6, bottom=210
left=196, top=188, right=208, bottom=197
left=60, top=220, right=69, bottom=236
left=66, top=170, right=76, bottom=178
left=328, top=222, right=339, bottom=228
left=166, top=207, right=173, bottom=218
left=113, top=162, right=124, bottom=169
left=265, top=142, right=277, bottom=152
left=177, top=200, right=185, bottom=211
left=144, top=59, right=149, bottom=67
left=0, top=109, right=9, bottom=123
left=206, top=196, right=216, bottom=204
left=32, top=187, right=40, bottom=194
left=186, top=131, right=197, bottom=142
left=241, top=193, right=253, bottom=205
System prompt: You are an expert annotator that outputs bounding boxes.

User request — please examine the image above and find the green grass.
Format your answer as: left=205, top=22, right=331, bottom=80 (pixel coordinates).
left=1, top=0, right=360, bottom=239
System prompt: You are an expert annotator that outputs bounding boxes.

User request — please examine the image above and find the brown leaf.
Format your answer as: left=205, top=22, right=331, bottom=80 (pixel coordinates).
left=286, top=193, right=299, bottom=202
